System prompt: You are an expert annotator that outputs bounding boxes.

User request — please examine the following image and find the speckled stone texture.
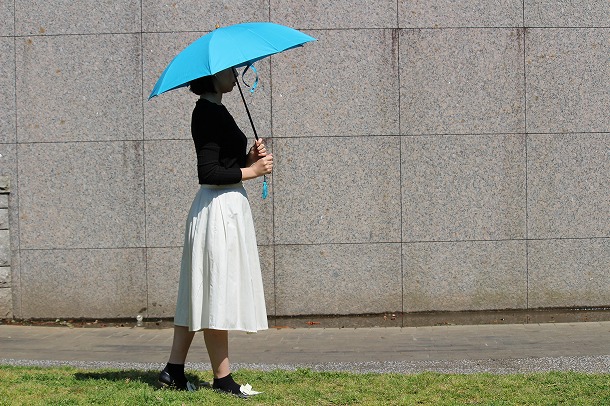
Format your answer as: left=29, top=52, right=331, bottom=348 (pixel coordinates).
left=143, top=32, right=200, bottom=141
left=400, top=28, right=525, bottom=135
left=272, top=0, right=397, bottom=29
left=272, top=29, right=399, bottom=138
left=0, top=288, right=11, bottom=317
left=399, top=0, right=523, bottom=28
left=0, top=146, right=19, bottom=277
left=146, top=247, right=181, bottom=318
left=142, top=0, right=268, bottom=32
left=16, top=34, right=143, bottom=143
left=275, top=243, right=402, bottom=315
left=19, top=248, right=147, bottom=318
left=146, top=245, right=274, bottom=318
left=0, top=38, right=15, bottom=144
left=15, top=0, right=140, bottom=35
left=17, top=142, right=145, bottom=249
left=144, top=32, right=272, bottom=141
left=3, top=3, right=610, bottom=319
left=525, top=29, right=609, bottom=133
left=0, top=266, right=9, bottom=287
left=403, top=241, right=527, bottom=312
left=273, top=137, right=401, bottom=244
left=258, top=245, right=275, bottom=317
left=0, top=149, right=19, bottom=318
left=402, top=134, right=526, bottom=242
left=0, top=230, right=8, bottom=267
left=528, top=133, right=610, bottom=239
left=0, top=0, right=13, bottom=36
left=529, top=239, right=610, bottom=308
left=0, top=208, right=7, bottom=230
left=144, top=140, right=199, bottom=247
left=525, top=0, right=610, bottom=27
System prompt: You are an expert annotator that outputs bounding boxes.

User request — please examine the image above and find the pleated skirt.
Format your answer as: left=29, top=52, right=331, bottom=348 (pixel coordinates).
left=174, top=183, right=268, bottom=333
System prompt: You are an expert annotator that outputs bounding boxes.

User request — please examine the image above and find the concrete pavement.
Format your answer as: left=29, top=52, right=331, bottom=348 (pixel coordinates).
left=1, top=321, right=609, bottom=374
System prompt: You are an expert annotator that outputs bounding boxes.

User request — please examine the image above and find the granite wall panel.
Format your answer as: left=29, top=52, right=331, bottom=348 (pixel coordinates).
left=0, top=0, right=14, bottom=36
left=271, top=0, right=397, bottom=29
left=258, top=245, right=275, bottom=317
left=142, top=0, right=268, bottom=33
left=402, top=134, right=526, bottom=242
left=146, top=245, right=274, bottom=318
left=526, top=28, right=609, bottom=134
left=144, top=140, right=199, bottom=247
left=0, top=230, right=8, bottom=266
left=273, top=137, right=401, bottom=244
left=528, top=133, right=610, bottom=239
left=525, top=0, right=610, bottom=27
left=272, top=29, right=399, bottom=138
left=144, top=31, right=206, bottom=141
left=400, top=28, right=525, bottom=135
left=15, top=0, right=141, bottom=35
left=0, top=146, right=20, bottom=318
left=275, top=243, right=401, bottom=316
left=3, top=4, right=609, bottom=319
left=403, top=241, right=527, bottom=312
left=0, top=145, right=17, bottom=251
left=0, top=288, right=11, bottom=318
left=529, top=238, right=610, bottom=308
left=20, top=248, right=147, bottom=318
left=17, top=142, right=145, bottom=249
left=16, top=34, right=143, bottom=143
left=146, top=247, right=182, bottom=318
left=399, top=0, right=523, bottom=28
left=0, top=38, right=15, bottom=144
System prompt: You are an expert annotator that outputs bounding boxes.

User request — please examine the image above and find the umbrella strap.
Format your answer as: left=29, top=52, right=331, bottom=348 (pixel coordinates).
left=240, top=64, right=259, bottom=94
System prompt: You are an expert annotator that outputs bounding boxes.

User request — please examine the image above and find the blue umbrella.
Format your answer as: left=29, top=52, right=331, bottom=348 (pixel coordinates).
left=149, top=22, right=315, bottom=199
left=149, top=22, right=316, bottom=99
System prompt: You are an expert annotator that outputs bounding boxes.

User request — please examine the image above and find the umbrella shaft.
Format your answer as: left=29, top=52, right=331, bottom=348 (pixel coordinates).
left=236, top=75, right=259, bottom=141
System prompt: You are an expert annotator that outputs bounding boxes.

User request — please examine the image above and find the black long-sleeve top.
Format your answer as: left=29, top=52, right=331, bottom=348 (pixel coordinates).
left=192, top=98, right=247, bottom=185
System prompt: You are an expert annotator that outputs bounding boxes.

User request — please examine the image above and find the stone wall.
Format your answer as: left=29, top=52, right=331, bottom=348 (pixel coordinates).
left=0, top=1, right=608, bottom=320
left=0, top=177, right=11, bottom=317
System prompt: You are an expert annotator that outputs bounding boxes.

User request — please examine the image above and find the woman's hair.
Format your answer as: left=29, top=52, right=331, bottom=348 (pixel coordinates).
left=189, top=75, right=216, bottom=95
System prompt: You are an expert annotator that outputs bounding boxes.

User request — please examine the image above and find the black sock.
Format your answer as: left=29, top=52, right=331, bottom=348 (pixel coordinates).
left=165, top=363, right=187, bottom=385
left=213, top=373, right=241, bottom=394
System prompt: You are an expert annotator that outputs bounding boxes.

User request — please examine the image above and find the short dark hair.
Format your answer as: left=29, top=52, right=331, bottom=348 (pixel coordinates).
left=189, top=75, right=216, bottom=95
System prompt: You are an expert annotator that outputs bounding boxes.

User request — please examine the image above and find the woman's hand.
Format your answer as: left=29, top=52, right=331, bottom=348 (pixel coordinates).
left=246, top=138, right=268, bottom=167
left=241, top=153, right=273, bottom=181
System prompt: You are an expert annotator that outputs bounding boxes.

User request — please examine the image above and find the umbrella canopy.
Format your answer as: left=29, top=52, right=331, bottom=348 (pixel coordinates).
left=149, top=22, right=316, bottom=99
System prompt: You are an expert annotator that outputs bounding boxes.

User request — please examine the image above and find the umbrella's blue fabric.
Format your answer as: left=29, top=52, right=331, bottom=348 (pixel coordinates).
left=149, top=22, right=315, bottom=99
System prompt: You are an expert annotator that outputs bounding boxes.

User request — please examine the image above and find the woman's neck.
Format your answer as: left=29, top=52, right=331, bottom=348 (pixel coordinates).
left=200, top=92, right=222, bottom=105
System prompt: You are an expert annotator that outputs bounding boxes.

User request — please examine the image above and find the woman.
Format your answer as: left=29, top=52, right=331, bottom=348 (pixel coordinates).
left=158, top=67, right=273, bottom=398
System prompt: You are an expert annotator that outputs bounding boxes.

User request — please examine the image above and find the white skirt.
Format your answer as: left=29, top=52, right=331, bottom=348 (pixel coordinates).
left=174, top=183, right=268, bottom=333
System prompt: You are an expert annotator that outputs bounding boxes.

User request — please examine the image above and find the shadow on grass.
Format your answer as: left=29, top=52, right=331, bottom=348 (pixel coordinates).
left=74, top=370, right=203, bottom=389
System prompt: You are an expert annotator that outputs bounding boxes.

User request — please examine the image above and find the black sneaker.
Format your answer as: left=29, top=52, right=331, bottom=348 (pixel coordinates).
left=158, top=369, right=197, bottom=391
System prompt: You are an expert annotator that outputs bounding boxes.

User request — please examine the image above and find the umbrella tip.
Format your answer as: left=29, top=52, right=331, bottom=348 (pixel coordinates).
left=215, top=23, right=221, bottom=29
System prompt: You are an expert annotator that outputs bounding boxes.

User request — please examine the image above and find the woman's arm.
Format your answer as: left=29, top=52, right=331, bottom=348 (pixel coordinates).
left=197, top=142, right=243, bottom=184
left=241, top=154, right=273, bottom=181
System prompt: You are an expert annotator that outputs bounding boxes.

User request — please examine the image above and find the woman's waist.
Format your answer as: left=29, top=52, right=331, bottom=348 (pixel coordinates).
left=199, top=182, right=244, bottom=190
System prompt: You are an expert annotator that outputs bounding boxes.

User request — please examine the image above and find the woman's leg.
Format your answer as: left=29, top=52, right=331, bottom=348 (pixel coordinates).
left=204, top=328, right=252, bottom=396
left=168, top=325, right=196, bottom=364
left=203, top=328, right=230, bottom=378
left=159, top=325, right=197, bottom=390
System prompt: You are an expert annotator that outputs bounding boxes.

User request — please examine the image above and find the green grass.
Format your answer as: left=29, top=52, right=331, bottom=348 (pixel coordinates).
left=0, top=366, right=609, bottom=405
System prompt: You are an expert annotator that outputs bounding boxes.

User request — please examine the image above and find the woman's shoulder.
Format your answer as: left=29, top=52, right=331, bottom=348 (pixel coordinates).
left=194, top=98, right=222, bottom=112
